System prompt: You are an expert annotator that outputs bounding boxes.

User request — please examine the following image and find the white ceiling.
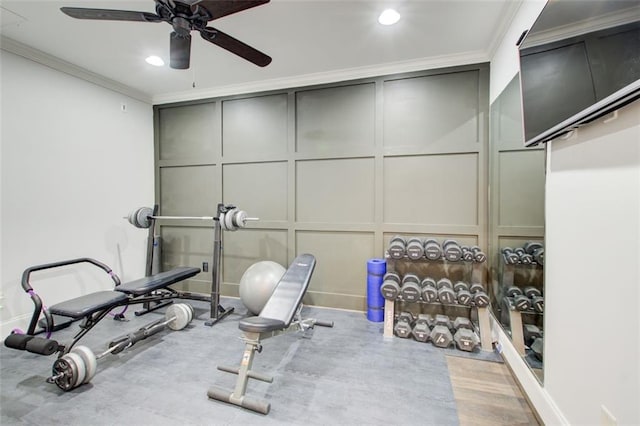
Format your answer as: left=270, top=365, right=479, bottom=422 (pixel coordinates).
left=1, top=0, right=518, bottom=104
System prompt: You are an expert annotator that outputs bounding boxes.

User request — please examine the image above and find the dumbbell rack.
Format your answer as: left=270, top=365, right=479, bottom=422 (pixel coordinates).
left=382, top=255, right=493, bottom=352
left=499, top=253, right=543, bottom=356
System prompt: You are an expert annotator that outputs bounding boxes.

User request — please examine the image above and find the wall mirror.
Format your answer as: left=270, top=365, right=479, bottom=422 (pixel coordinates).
left=488, top=73, right=545, bottom=383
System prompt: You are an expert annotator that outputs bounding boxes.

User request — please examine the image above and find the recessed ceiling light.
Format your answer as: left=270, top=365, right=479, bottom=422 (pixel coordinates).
left=378, top=9, right=400, bottom=26
left=145, top=55, right=165, bottom=67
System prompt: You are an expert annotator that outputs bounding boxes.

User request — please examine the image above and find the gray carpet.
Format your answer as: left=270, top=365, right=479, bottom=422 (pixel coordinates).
left=0, top=298, right=476, bottom=425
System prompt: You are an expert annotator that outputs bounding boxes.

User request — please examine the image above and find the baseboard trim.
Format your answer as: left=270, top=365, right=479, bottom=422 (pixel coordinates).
left=490, top=314, right=569, bottom=425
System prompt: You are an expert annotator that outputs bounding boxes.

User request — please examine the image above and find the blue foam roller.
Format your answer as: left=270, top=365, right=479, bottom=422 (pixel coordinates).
left=367, top=307, right=384, bottom=322
left=366, top=259, right=386, bottom=322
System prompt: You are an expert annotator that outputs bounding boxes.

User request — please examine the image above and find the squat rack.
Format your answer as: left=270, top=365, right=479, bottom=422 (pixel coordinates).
left=131, top=202, right=258, bottom=326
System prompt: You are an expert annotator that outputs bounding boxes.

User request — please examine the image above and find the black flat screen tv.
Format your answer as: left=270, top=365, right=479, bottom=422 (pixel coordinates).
left=519, top=1, right=640, bottom=146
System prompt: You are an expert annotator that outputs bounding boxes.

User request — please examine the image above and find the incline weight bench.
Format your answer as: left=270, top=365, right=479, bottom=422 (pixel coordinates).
left=207, top=253, right=333, bottom=415
left=4, top=258, right=200, bottom=356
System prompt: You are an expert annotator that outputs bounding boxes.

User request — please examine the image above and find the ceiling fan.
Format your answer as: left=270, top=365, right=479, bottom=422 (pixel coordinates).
left=60, top=0, right=272, bottom=70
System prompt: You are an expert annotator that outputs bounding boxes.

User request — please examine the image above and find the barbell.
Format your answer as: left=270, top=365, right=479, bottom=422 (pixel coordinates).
left=126, top=207, right=258, bottom=232
left=47, top=303, right=193, bottom=391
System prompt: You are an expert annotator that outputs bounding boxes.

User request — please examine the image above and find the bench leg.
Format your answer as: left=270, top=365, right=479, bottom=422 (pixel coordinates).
left=208, top=332, right=272, bottom=414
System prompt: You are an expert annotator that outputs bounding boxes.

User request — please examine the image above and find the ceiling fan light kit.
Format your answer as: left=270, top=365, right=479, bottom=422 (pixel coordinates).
left=60, top=0, right=272, bottom=70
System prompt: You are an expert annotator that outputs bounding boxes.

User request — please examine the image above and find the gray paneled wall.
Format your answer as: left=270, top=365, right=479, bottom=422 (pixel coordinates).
left=154, top=63, right=489, bottom=311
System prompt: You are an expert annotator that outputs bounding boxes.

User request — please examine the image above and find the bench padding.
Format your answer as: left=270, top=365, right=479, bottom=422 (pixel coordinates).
left=239, top=254, right=315, bottom=333
left=49, top=291, right=128, bottom=319
left=48, top=267, right=200, bottom=319
left=115, top=267, right=200, bottom=296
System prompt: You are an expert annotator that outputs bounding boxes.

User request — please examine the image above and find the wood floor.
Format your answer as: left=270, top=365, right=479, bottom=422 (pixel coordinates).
left=446, top=356, right=540, bottom=426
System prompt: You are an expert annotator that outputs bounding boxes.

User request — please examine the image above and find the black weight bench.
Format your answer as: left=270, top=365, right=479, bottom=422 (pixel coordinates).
left=5, top=258, right=199, bottom=356
left=48, top=266, right=201, bottom=320
left=207, top=253, right=333, bottom=415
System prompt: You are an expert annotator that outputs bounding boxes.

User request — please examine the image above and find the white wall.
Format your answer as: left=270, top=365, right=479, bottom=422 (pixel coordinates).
left=0, top=50, right=154, bottom=336
left=489, top=0, right=545, bottom=104
left=545, top=101, right=640, bottom=425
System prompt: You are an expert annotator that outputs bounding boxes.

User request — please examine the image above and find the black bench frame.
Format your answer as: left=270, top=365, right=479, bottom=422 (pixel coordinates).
left=16, top=257, right=199, bottom=355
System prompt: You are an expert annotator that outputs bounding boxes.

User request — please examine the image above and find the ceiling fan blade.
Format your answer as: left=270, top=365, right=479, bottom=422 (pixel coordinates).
left=201, top=27, right=271, bottom=67
left=60, top=7, right=162, bottom=22
left=195, top=1, right=269, bottom=20
left=170, top=32, right=192, bottom=69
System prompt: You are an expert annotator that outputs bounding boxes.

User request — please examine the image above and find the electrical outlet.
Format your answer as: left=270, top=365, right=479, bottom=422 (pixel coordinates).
left=202, top=262, right=208, bottom=272
left=601, top=405, right=617, bottom=426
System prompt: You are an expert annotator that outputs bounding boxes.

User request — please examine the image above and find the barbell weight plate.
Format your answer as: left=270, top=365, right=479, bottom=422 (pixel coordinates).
left=183, top=303, right=195, bottom=323
left=225, top=208, right=236, bottom=231
left=219, top=212, right=227, bottom=231
left=72, top=345, right=97, bottom=384
left=62, top=352, right=86, bottom=389
left=166, top=303, right=190, bottom=331
left=134, top=207, right=153, bottom=229
left=233, top=210, right=248, bottom=228
left=51, top=357, right=74, bottom=391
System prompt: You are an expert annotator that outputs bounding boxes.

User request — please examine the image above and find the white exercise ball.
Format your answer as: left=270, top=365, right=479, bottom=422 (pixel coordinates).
left=239, top=261, right=286, bottom=315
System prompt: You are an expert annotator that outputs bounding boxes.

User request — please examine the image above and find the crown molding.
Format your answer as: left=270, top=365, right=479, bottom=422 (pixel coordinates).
left=522, top=4, right=640, bottom=49
left=0, top=36, right=152, bottom=104
left=152, top=50, right=489, bottom=105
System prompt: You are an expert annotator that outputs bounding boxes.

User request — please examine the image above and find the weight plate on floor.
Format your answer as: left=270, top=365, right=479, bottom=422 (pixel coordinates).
left=72, top=345, right=97, bottom=384
left=166, top=304, right=190, bottom=330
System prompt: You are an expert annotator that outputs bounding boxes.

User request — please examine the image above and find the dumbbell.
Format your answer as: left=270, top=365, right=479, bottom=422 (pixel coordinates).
left=533, top=247, right=544, bottom=265
left=436, top=278, right=457, bottom=305
left=400, top=273, right=422, bottom=302
left=524, top=241, right=543, bottom=255
left=461, top=246, right=475, bottom=262
left=469, top=283, right=490, bottom=307
left=519, top=253, right=534, bottom=264
left=405, top=237, right=425, bottom=260
left=380, top=272, right=401, bottom=301
left=432, top=314, right=453, bottom=330
left=523, top=287, right=543, bottom=313
left=394, top=312, right=414, bottom=338
left=420, top=277, right=438, bottom=303
left=47, top=303, right=193, bottom=391
left=523, top=324, right=543, bottom=347
left=523, top=286, right=541, bottom=298
left=531, top=295, right=544, bottom=313
left=388, top=236, right=406, bottom=259
left=442, top=239, right=463, bottom=262
left=411, top=314, right=432, bottom=342
left=453, top=316, right=473, bottom=331
left=429, top=315, right=454, bottom=348
left=501, top=247, right=520, bottom=264
left=453, top=282, right=472, bottom=306
left=452, top=317, right=480, bottom=352
left=423, top=239, right=443, bottom=261
left=506, top=287, right=530, bottom=311
left=531, top=337, right=543, bottom=361
left=470, top=246, right=487, bottom=263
